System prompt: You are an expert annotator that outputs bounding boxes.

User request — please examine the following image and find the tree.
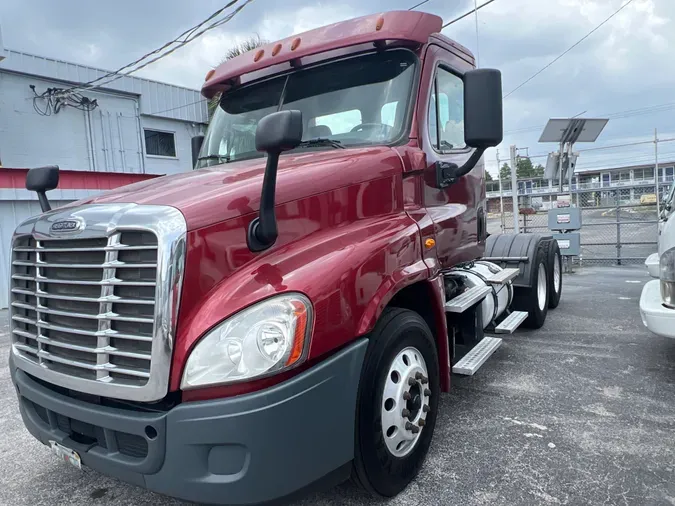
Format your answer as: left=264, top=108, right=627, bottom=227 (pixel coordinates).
left=208, top=36, right=267, bottom=118
left=500, top=162, right=511, bottom=181
left=485, top=170, right=493, bottom=182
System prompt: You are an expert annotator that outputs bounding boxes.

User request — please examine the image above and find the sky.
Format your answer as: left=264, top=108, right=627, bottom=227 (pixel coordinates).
left=1, top=0, right=673, bottom=177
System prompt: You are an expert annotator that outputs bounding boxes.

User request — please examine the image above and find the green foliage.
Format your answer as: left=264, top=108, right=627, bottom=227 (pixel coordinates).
left=499, top=159, right=545, bottom=180
left=208, top=36, right=267, bottom=119
left=485, top=170, right=493, bottom=181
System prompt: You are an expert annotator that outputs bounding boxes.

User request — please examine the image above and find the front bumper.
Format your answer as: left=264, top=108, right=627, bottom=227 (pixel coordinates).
left=639, top=280, right=675, bottom=339
left=645, top=252, right=659, bottom=278
left=10, top=339, right=368, bottom=505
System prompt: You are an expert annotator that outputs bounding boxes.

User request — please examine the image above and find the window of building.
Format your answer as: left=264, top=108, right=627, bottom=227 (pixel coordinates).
left=144, top=130, right=176, bottom=157
left=314, top=109, right=362, bottom=135
left=428, top=67, right=465, bottom=151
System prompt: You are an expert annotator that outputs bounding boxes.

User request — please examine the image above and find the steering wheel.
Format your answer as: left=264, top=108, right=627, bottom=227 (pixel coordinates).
left=350, top=123, right=392, bottom=136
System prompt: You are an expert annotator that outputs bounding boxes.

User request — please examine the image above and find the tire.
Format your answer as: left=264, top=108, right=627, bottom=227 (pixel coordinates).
left=352, top=308, right=440, bottom=498
left=546, top=240, right=563, bottom=309
left=512, top=244, right=549, bottom=328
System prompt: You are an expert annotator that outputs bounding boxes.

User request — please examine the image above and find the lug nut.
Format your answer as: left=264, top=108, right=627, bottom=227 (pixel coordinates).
left=418, top=419, right=426, bottom=427
left=424, top=388, right=431, bottom=396
left=405, top=422, right=420, bottom=433
left=401, top=409, right=411, bottom=418
left=403, top=392, right=412, bottom=401
left=408, top=377, right=416, bottom=386
left=423, top=405, right=430, bottom=413
left=415, top=372, right=428, bottom=384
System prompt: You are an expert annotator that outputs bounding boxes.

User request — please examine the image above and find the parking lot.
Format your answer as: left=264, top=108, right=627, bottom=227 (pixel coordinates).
left=1, top=266, right=674, bottom=506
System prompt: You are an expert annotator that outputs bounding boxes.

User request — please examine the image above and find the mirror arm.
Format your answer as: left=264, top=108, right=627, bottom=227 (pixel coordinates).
left=37, top=192, right=51, bottom=213
left=247, top=151, right=280, bottom=252
left=437, top=147, right=486, bottom=188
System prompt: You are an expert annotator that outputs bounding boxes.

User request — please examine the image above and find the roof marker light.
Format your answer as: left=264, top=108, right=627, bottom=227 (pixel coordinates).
left=291, top=38, right=301, bottom=51
left=272, top=43, right=282, bottom=56
left=376, top=16, right=385, bottom=31
left=204, top=69, right=215, bottom=81
left=254, top=49, right=264, bottom=62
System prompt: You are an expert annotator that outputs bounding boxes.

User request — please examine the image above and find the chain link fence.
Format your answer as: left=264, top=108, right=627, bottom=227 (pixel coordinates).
left=487, top=182, right=669, bottom=266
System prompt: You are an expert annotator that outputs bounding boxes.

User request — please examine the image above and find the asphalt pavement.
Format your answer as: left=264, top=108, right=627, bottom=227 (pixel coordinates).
left=1, top=266, right=674, bottom=505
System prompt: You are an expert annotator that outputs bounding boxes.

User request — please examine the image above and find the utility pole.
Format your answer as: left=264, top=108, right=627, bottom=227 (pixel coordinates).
left=510, top=144, right=520, bottom=233
left=497, top=149, right=504, bottom=232
left=655, top=128, right=660, bottom=217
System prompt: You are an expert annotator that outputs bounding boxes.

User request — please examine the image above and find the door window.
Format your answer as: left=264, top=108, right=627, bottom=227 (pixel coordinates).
left=427, top=67, right=466, bottom=152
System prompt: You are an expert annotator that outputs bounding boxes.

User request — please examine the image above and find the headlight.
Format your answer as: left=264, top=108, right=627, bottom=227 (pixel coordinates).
left=181, top=294, right=313, bottom=389
left=660, top=248, right=675, bottom=307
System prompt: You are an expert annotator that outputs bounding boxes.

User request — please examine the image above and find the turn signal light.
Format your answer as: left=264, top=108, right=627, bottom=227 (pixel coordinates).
left=425, top=238, right=436, bottom=249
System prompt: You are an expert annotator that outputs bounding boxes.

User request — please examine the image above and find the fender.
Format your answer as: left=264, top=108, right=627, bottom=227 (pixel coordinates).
left=169, top=178, right=429, bottom=392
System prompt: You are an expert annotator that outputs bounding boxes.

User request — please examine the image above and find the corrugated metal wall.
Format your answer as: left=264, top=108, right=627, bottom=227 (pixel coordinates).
left=0, top=200, right=73, bottom=309
left=1, top=49, right=208, bottom=123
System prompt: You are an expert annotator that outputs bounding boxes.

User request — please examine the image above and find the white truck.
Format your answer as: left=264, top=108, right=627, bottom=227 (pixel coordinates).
left=639, top=185, right=675, bottom=338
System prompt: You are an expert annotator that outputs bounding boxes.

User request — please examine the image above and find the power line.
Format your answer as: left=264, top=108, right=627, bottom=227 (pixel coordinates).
left=504, top=101, right=675, bottom=135
left=56, top=0, right=253, bottom=96
left=526, top=138, right=675, bottom=160
left=442, top=0, right=498, bottom=28
left=408, top=0, right=430, bottom=10
left=147, top=98, right=207, bottom=117
left=503, top=0, right=637, bottom=99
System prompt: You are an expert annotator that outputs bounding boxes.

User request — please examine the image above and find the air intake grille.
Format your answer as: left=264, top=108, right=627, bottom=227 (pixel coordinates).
left=10, top=232, right=158, bottom=387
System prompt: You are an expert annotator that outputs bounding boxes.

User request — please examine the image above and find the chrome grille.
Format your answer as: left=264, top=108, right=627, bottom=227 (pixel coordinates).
left=10, top=233, right=158, bottom=386
left=9, top=203, right=187, bottom=402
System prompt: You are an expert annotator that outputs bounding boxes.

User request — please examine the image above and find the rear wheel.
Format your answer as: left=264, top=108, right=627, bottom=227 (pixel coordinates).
left=352, top=308, right=440, bottom=498
left=512, top=245, right=549, bottom=328
left=546, top=240, right=563, bottom=309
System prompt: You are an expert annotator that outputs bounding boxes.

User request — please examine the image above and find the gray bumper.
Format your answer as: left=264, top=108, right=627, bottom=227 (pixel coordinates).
left=10, top=339, right=368, bottom=505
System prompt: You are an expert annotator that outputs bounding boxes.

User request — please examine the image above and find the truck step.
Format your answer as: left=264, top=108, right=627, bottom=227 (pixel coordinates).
left=494, top=311, right=528, bottom=334
left=487, top=267, right=520, bottom=285
left=452, top=336, right=503, bottom=376
left=445, top=285, right=491, bottom=313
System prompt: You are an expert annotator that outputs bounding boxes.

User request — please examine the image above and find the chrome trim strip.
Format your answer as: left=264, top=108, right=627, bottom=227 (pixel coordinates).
left=10, top=203, right=187, bottom=402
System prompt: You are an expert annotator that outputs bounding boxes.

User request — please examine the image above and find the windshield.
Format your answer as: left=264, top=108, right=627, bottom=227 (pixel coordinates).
left=197, top=49, right=417, bottom=168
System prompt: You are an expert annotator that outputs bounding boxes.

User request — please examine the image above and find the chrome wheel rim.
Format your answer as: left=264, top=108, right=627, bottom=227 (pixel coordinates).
left=537, top=263, right=547, bottom=311
left=381, top=346, right=430, bottom=458
left=553, top=253, right=561, bottom=294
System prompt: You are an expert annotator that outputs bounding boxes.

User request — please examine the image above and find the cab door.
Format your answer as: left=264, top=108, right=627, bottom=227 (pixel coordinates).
left=419, top=44, right=485, bottom=269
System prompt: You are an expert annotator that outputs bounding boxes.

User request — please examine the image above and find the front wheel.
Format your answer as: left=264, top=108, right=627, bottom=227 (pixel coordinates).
left=352, top=308, right=440, bottom=498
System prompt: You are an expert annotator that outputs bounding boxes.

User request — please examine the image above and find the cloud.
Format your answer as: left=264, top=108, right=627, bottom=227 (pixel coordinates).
left=2, top=0, right=674, bottom=173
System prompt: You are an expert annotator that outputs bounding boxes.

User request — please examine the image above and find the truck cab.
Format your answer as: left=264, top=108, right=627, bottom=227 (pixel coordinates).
left=8, top=11, right=561, bottom=505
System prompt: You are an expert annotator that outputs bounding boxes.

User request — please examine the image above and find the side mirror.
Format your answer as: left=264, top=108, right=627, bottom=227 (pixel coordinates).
left=191, top=135, right=205, bottom=169
left=464, top=68, right=503, bottom=149
left=435, top=69, right=503, bottom=188
left=26, top=165, right=59, bottom=212
left=247, top=110, right=303, bottom=252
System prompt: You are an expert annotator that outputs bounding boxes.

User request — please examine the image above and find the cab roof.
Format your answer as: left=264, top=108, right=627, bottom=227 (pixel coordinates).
left=201, top=10, right=443, bottom=99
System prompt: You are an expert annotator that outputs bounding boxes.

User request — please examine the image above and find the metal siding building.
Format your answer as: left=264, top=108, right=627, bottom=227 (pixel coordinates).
left=0, top=48, right=209, bottom=308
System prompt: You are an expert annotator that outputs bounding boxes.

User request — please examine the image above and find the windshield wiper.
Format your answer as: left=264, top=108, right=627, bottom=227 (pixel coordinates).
left=297, top=138, right=345, bottom=149
left=198, top=154, right=231, bottom=163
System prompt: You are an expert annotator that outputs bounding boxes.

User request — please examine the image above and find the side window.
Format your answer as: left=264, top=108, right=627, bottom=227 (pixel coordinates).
left=427, top=67, right=466, bottom=151
left=313, top=109, right=362, bottom=136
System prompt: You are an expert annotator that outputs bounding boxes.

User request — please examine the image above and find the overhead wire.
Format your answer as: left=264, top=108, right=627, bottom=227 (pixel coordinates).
left=408, top=0, right=430, bottom=10
left=441, top=0, right=498, bottom=28
left=503, top=0, right=637, bottom=99
left=55, top=0, right=253, bottom=97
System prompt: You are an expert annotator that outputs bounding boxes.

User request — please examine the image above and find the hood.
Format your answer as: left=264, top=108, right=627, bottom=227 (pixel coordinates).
left=83, top=146, right=404, bottom=230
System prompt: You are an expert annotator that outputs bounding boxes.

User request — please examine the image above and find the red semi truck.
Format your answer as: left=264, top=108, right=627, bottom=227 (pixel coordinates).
left=8, top=11, right=562, bottom=505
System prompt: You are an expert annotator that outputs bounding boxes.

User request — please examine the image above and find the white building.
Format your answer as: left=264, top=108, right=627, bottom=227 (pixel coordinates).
left=0, top=38, right=209, bottom=308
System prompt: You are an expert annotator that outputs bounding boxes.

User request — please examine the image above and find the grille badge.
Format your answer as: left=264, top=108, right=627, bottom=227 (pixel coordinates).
left=50, top=218, right=85, bottom=235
